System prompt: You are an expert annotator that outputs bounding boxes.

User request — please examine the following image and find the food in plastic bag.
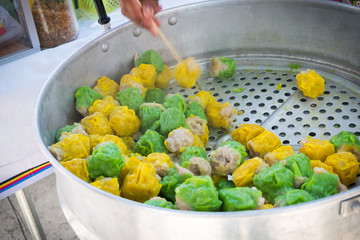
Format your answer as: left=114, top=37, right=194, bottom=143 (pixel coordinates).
left=144, top=152, right=173, bottom=177
left=135, top=49, right=164, bottom=73
left=180, top=146, right=211, bottom=176
left=247, top=130, right=282, bottom=158
left=274, top=189, right=315, bottom=207
left=264, top=145, right=295, bottom=166
left=130, top=64, right=157, bottom=89
left=230, top=123, right=265, bottom=150
left=253, top=162, right=294, bottom=204
left=139, top=103, right=164, bottom=133
left=185, top=102, right=207, bottom=121
left=175, top=176, right=222, bottom=211
left=121, top=161, right=162, bottom=202
left=49, top=133, right=90, bottom=161
left=60, top=158, right=90, bottom=182
left=144, top=88, right=166, bottom=104
left=55, top=123, right=87, bottom=142
left=219, top=187, right=262, bottom=211
left=163, top=93, right=187, bottom=112
left=116, top=87, right=144, bottom=113
left=109, top=106, right=141, bottom=136
left=209, top=57, right=237, bottom=79
left=188, top=91, right=216, bottom=110
left=74, top=86, right=104, bottom=116
left=298, top=138, right=335, bottom=161
left=232, top=157, right=269, bottom=187
left=165, top=128, right=194, bottom=153
left=330, top=131, right=360, bottom=161
left=173, top=57, right=202, bottom=88
left=80, top=112, right=114, bottom=135
left=325, top=152, right=359, bottom=186
left=206, top=101, right=235, bottom=129
left=155, top=65, right=172, bottom=89
left=296, top=69, right=325, bottom=98
left=185, top=115, right=209, bottom=146
left=160, top=164, right=193, bottom=202
left=283, top=153, right=313, bottom=188
left=144, top=197, right=175, bottom=209
left=93, top=76, right=119, bottom=98
left=133, top=129, right=168, bottom=156
left=209, top=141, right=247, bottom=176
left=301, top=168, right=339, bottom=199
left=88, top=96, right=119, bottom=118
left=87, top=142, right=125, bottom=179
left=90, top=176, right=121, bottom=196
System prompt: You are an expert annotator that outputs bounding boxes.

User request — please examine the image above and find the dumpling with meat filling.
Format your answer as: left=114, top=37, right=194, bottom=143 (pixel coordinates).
left=185, top=102, right=207, bottom=121
left=210, top=140, right=247, bottom=176
left=154, top=108, right=187, bottom=137
left=247, top=130, right=282, bottom=158
left=119, top=74, right=147, bottom=98
left=80, top=112, right=113, bottom=135
left=116, top=87, right=144, bottom=113
left=49, top=133, right=90, bottom=162
left=185, top=115, right=209, bottom=146
left=130, top=64, right=157, bottom=89
left=219, top=187, right=263, bottom=211
left=165, top=128, right=194, bottom=153
left=175, top=176, right=222, bottom=211
left=144, top=197, right=175, bottom=209
left=296, top=69, right=325, bottom=98
left=264, top=145, right=295, bottom=166
left=215, top=178, right=236, bottom=190
left=209, top=57, right=236, bottom=79
left=155, top=65, right=172, bottom=89
left=330, top=131, right=360, bottom=161
left=88, top=96, right=119, bottom=118
left=160, top=164, right=193, bottom=202
left=173, top=57, right=202, bottom=88
left=283, top=153, right=313, bottom=188
left=92, top=76, right=119, bottom=98
left=144, top=152, right=173, bottom=178
left=139, top=103, right=165, bottom=133
left=60, top=158, right=90, bottom=182
left=55, top=123, right=87, bottom=142
left=87, top=142, right=125, bottom=179
left=274, top=189, right=315, bottom=207
left=109, top=106, right=141, bottom=136
left=206, top=101, right=235, bottom=130
left=298, top=138, right=335, bottom=161
left=134, top=49, right=164, bottom=73
left=144, top=88, right=166, bottom=104
left=232, top=157, right=269, bottom=187
left=74, top=86, right=104, bottom=116
left=180, top=146, right=211, bottom=176
left=163, top=93, right=187, bottom=113
left=230, top=123, right=265, bottom=151
left=188, top=91, right=216, bottom=111
left=90, top=176, right=121, bottom=196
left=325, top=152, right=359, bottom=186
left=133, top=129, right=168, bottom=156
left=253, top=162, right=294, bottom=204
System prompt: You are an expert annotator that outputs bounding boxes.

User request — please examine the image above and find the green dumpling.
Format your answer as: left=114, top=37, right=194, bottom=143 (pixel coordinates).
left=133, top=129, right=168, bottom=156
left=221, top=140, right=248, bottom=160
left=253, top=162, right=294, bottom=204
left=215, top=179, right=236, bottom=191
left=330, top=131, right=360, bottom=161
left=185, top=102, right=207, bottom=121
left=87, top=142, right=125, bottom=179
left=219, top=187, right=262, bottom=211
left=55, top=123, right=86, bottom=142
left=135, top=49, right=164, bottom=73
left=179, top=146, right=211, bottom=176
left=160, top=165, right=193, bottom=202
left=144, top=197, right=175, bottom=209
left=180, top=146, right=209, bottom=168
left=301, top=170, right=339, bottom=199
left=116, top=87, right=143, bottom=113
left=74, top=86, right=104, bottom=116
left=154, top=108, right=187, bottom=136
left=175, top=176, right=222, bottom=211
left=144, top=88, right=166, bottom=104
left=139, top=103, right=164, bottom=133
left=274, top=189, right=315, bottom=207
left=209, top=57, right=237, bottom=79
left=283, top=153, right=313, bottom=188
left=163, top=94, right=187, bottom=113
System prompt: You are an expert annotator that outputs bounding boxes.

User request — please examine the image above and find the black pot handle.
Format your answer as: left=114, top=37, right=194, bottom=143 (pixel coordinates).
left=93, top=0, right=111, bottom=30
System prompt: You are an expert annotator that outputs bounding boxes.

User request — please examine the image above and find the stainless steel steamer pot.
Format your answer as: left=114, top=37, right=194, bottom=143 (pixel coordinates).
left=35, top=1, right=360, bottom=239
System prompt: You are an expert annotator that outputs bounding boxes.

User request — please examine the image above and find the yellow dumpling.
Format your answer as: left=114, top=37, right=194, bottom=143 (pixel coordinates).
left=109, top=106, right=140, bottom=136
left=264, top=145, right=295, bottom=166
left=230, top=123, right=265, bottom=150
left=100, top=135, right=130, bottom=156
left=247, top=130, right=282, bottom=158
left=298, top=138, right=335, bottom=162
left=296, top=69, right=325, bottom=98
left=185, top=115, right=209, bottom=146
left=49, top=134, right=90, bottom=161
left=173, top=57, right=202, bottom=88
left=144, top=152, right=173, bottom=177
left=61, top=158, right=90, bottom=182
left=130, top=63, right=157, bottom=89
left=155, top=65, right=172, bottom=89
left=325, top=152, right=359, bottom=186
left=80, top=112, right=114, bottom=135
left=188, top=91, right=216, bottom=110
left=88, top=96, right=119, bottom=118
left=119, top=74, right=147, bottom=97
left=232, top=157, right=269, bottom=187
left=93, top=76, right=119, bottom=98
left=90, top=176, right=121, bottom=196
left=310, top=160, right=335, bottom=175
left=206, top=101, right=235, bottom=129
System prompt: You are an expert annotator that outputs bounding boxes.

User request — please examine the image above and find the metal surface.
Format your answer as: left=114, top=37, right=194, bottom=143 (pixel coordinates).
left=35, top=0, right=360, bottom=239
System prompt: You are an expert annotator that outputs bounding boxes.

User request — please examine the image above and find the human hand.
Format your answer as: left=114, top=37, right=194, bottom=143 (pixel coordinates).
left=120, top=0, right=162, bottom=36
